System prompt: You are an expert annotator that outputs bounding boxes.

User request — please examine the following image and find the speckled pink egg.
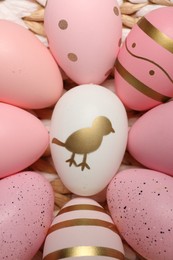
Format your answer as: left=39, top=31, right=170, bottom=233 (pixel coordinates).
left=107, top=168, right=173, bottom=260
left=0, top=102, right=49, bottom=178
left=43, top=197, right=124, bottom=259
left=0, top=171, right=54, bottom=260
left=114, top=7, right=173, bottom=111
left=127, top=101, right=173, bottom=176
left=44, top=0, right=122, bottom=84
left=0, top=20, right=63, bottom=109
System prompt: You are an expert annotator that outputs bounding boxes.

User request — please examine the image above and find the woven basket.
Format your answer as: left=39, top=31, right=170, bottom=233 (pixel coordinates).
left=21, top=0, right=173, bottom=259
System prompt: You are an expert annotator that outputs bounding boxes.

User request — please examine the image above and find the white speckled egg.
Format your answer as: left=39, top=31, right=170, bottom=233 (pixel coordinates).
left=50, top=84, right=128, bottom=196
left=0, top=171, right=54, bottom=260
left=43, top=197, right=124, bottom=259
left=44, top=0, right=122, bottom=84
left=107, top=168, right=173, bottom=260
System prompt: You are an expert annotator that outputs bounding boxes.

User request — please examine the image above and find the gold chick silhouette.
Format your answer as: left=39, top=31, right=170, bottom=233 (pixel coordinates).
left=52, top=116, right=115, bottom=171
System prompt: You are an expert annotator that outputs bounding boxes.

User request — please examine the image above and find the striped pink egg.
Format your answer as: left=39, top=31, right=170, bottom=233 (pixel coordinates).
left=114, top=7, right=173, bottom=111
left=43, top=198, right=124, bottom=259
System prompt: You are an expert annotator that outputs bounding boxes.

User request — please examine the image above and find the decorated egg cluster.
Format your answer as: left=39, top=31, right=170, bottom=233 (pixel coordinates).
left=1, top=1, right=173, bottom=260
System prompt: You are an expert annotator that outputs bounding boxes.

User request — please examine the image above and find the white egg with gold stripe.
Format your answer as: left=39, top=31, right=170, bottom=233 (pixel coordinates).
left=43, top=198, right=124, bottom=259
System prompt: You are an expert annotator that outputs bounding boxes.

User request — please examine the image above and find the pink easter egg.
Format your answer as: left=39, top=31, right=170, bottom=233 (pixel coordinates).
left=107, top=168, right=173, bottom=260
left=43, top=197, right=124, bottom=259
left=0, top=20, right=63, bottom=109
left=44, top=0, right=122, bottom=84
left=127, top=101, right=173, bottom=176
left=0, top=102, right=49, bottom=178
left=0, top=171, right=54, bottom=260
left=114, top=7, right=173, bottom=111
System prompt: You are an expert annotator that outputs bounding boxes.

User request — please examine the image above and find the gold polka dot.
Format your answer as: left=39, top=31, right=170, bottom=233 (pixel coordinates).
left=118, top=38, right=122, bottom=47
left=58, top=20, right=68, bottom=30
left=149, top=70, right=155, bottom=76
left=68, top=53, right=78, bottom=62
left=113, top=6, right=119, bottom=16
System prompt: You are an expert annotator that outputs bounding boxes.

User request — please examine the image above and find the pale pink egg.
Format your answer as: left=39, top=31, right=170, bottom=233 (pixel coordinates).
left=0, top=20, right=63, bottom=109
left=44, top=0, right=122, bottom=84
left=114, top=7, right=173, bottom=111
left=43, top=197, right=124, bottom=259
left=107, top=168, right=173, bottom=260
left=0, top=102, right=49, bottom=178
left=0, top=171, right=54, bottom=260
left=127, top=101, right=173, bottom=176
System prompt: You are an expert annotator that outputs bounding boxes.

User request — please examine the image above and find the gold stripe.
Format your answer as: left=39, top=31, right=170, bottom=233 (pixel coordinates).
left=43, top=246, right=125, bottom=260
left=48, top=218, right=119, bottom=235
left=115, top=58, right=170, bottom=102
left=124, top=39, right=173, bottom=84
left=137, top=17, right=173, bottom=54
left=57, top=204, right=106, bottom=216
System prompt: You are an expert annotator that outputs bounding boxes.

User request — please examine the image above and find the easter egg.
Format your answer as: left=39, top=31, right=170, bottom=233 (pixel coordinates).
left=0, top=102, right=49, bottom=178
left=107, top=168, right=173, bottom=260
left=0, top=171, right=54, bottom=260
left=127, top=101, right=173, bottom=176
left=43, top=197, right=124, bottom=259
left=114, top=7, right=173, bottom=111
left=50, top=84, right=128, bottom=196
left=44, top=0, right=122, bottom=84
left=0, top=20, right=63, bottom=109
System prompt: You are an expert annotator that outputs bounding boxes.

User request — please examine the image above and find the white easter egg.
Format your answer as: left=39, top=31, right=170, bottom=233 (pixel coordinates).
left=43, top=197, right=124, bottom=259
left=50, top=84, right=128, bottom=196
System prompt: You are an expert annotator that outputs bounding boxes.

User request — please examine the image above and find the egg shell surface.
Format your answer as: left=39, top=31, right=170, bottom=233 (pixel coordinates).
left=50, top=84, right=128, bottom=196
left=0, top=20, right=63, bottom=109
left=114, top=7, right=173, bottom=111
left=0, top=102, right=49, bottom=178
left=0, top=171, right=54, bottom=260
left=44, top=0, right=122, bottom=84
left=107, top=168, right=173, bottom=260
left=43, top=197, right=124, bottom=259
left=127, top=101, right=173, bottom=176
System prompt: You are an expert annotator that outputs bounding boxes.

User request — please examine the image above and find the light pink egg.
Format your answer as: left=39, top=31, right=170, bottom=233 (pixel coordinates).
left=44, top=0, right=122, bottom=84
left=43, top=197, right=124, bottom=259
left=0, top=171, right=54, bottom=260
left=0, top=102, right=49, bottom=178
left=0, top=20, right=63, bottom=109
left=127, top=101, right=173, bottom=176
left=115, top=7, right=173, bottom=111
left=107, top=168, right=173, bottom=260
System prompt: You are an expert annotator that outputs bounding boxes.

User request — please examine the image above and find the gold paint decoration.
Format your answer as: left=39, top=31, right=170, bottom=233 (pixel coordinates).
left=67, top=53, right=78, bottom=62
left=137, top=17, right=173, bottom=54
left=47, top=218, right=119, bottom=235
left=57, top=204, right=107, bottom=216
left=113, top=6, right=120, bottom=16
left=58, top=20, right=68, bottom=30
left=52, top=116, right=115, bottom=171
left=115, top=58, right=171, bottom=102
left=43, top=246, right=125, bottom=260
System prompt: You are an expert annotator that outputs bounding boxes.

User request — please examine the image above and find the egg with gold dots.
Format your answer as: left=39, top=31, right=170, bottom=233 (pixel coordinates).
left=44, top=0, right=122, bottom=84
left=114, top=7, right=173, bottom=111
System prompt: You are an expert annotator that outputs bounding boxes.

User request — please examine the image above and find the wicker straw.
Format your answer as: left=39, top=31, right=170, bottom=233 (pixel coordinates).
left=22, top=0, right=171, bottom=259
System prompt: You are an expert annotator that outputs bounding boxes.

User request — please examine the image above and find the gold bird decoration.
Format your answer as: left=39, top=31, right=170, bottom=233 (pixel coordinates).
left=52, top=116, right=115, bottom=171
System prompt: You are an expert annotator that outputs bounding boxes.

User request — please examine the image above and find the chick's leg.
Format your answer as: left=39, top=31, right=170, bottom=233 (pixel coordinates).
left=66, top=153, right=77, bottom=167
left=78, top=154, right=90, bottom=171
